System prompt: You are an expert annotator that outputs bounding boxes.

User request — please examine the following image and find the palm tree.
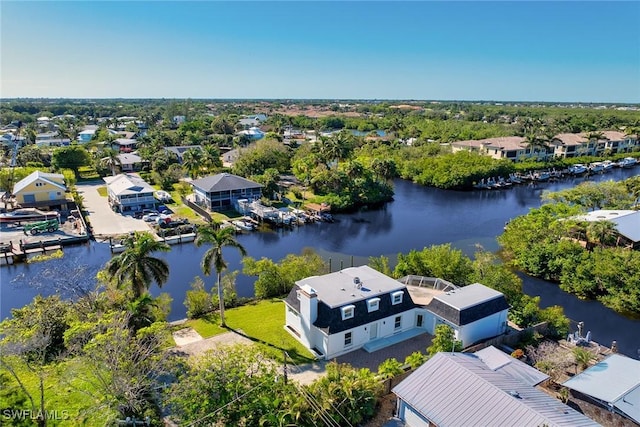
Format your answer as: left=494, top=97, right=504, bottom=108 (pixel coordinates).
left=201, top=144, right=222, bottom=173
left=524, top=130, right=550, bottom=161
left=586, top=220, right=617, bottom=248
left=195, top=224, right=247, bottom=327
left=181, top=147, right=203, bottom=179
left=100, top=147, right=121, bottom=176
left=105, top=232, right=170, bottom=299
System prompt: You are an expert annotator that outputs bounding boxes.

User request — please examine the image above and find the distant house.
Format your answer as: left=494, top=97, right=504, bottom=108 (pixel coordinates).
left=173, top=115, right=186, bottom=125
left=12, top=171, right=70, bottom=211
left=112, top=138, right=137, bottom=152
left=221, top=148, right=240, bottom=167
left=164, top=145, right=202, bottom=163
left=77, top=126, right=98, bottom=143
left=116, top=153, right=146, bottom=172
left=103, top=173, right=155, bottom=213
left=237, top=127, right=265, bottom=140
left=573, top=210, right=640, bottom=250
left=451, top=136, right=539, bottom=161
left=35, top=132, right=70, bottom=147
left=600, top=130, right=638, bottom=154
left=563, top=354, right=640, bottom=425
left=393, top=352, right=600, bottom=427
left=190, top=173, right=262, bottom=211
left=284, top=266, right=509, bottom=360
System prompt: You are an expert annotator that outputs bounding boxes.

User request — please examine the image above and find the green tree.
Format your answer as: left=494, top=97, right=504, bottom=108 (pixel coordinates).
left=377, top=358, right=404, bottom=379
left=105, top=232, right=170, bottom=299
left=181, top=147, right=203, bottom=179
left=195, top=225, right=247, bottom=327
left=183, top=276, right=214, bottom=319
left=51, top=145, right=92, bottom=176
left=572, top=347, right=596, bottom=374
left=427, top=324, right=462, bottom=356
left=394, top=243, right=474, bottom=285
left=100, top=147, right=121, bottom=176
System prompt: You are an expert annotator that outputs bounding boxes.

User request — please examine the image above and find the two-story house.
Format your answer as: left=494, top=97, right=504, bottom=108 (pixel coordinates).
left=190, top=173, right=262, bottom=211
left=103, top=173, right=156, bottom=213
left=12, top=171, right=70, bottom=211
left=284, top=266, right=509, bottom=360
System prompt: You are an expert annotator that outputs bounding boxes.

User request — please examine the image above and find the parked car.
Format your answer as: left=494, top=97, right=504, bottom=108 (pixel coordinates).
left=143, top=213, right=161, bottom=222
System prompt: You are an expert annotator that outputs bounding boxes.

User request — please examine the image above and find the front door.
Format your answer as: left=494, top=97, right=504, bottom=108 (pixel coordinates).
left=369, top=322, right=378, bottom=340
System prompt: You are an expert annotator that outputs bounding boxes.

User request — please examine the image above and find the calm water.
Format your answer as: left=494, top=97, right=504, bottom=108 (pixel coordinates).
left=2, top=168, right=639, bottom=357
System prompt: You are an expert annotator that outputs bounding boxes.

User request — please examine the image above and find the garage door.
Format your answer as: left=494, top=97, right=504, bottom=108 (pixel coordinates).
left=404, top=405, right=428, bottom=427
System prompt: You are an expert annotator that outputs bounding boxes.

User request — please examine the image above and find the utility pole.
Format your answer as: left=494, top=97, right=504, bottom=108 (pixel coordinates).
left=282, top=350, right=288, bottom=385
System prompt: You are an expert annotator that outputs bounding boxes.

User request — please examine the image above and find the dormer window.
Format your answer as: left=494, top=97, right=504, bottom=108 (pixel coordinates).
left=341, top=305, right=355, bottom=320
left=391, top=291, right=403, bottom=305
left=367, top=298, right=380, bottom=313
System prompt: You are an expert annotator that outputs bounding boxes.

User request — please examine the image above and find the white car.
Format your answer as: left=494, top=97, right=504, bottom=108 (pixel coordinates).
left=143, top=213, right=161, bottom=222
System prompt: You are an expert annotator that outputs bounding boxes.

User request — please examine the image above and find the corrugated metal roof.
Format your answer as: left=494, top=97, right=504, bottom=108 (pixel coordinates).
left=475, top=346, right=549, bottom=386
left=190, top=173, right=262, bottom=193
left=393, top=352, right=600, bottom=427
left=573, top=210, right=640, bottom=243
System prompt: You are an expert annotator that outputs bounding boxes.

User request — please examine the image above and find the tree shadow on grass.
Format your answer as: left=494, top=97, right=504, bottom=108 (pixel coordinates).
left=223, top=325, right=315, bottom=365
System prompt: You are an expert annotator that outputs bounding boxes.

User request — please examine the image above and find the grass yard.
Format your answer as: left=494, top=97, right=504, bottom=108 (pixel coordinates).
left=186, top=299, right=315, bottom=365
left=96, top=186, right=107, bottom=197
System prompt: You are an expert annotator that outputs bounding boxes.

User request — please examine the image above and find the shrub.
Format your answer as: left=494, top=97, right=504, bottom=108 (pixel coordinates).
left=377, top=358, right=404, bottom=379
left=184, top=277, right=214, bottom=319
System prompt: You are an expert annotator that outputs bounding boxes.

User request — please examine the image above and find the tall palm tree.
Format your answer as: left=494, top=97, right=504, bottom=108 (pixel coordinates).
left=181, top=147, right=203, bottom=179
left=195, top=224, right=247, bottom=327
left=105, top=232, right=170, bottom=299
left=100, top=147, right=121, bottom=176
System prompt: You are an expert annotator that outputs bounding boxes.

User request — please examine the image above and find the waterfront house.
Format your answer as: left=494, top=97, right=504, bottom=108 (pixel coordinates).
left=573, top=210, right=640, bottom=250
left=103, top=173, right=156, bottom=213
left=190, top=173, right=262, bottom=211
left=450, top=136, right=549, bottom=161
left=549, top=133, right=589, bottom=158
left=393, top=352, right=600, bottom=427
left=284, top=266, right=509, bottom=360
left=600, top=131, right=638, bottom=154
left=563, top=354, right=640, bottom=425
left=12, top=171, right=70, bottom=211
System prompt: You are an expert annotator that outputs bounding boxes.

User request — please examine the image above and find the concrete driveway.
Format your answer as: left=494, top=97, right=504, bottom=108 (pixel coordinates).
left=76, top=181, right=151, bottom=238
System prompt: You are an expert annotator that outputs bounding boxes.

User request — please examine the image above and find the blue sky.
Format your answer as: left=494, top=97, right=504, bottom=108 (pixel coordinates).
left=1, top=1, right=639, bottom=102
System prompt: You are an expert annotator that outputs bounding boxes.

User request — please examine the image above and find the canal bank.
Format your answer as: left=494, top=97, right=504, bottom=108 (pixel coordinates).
left=2, top=168, right=639, bottom=357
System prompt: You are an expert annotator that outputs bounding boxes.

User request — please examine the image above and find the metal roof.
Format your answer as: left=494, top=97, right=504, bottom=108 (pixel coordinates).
left=563, top=354, right=640, bottom=424
left=432, top=283, right=504, bottom=311
left=13, top=171, right=66, bottom=195
left=393, top=352, right=600, bottom=427
left=103, top=173, right=154, bottom=196
left=573, top=210, right=640, bottom=243
left=190, top=173, right=262, bottom=193
left=294, top=265, right=405, bottom=308
left=475, top=345, right=549, bottom=386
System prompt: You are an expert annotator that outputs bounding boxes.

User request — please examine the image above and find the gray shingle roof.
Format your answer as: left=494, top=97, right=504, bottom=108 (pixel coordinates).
left=190, top=173, right=262, bottom=193
left=393, top=352, right=601, bottom=427
left=425, top=283, right=509, bottom=326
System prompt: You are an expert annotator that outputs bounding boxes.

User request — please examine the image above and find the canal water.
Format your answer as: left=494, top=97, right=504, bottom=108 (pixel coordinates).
left=2, top=168, right=639, bottom=357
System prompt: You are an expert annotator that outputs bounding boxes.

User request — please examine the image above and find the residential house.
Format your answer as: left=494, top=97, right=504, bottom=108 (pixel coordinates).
left=573, top=210, right=640, bottom=250
left=117, top=153, right=146, bottom=172
left=450, top=136, right=548, bottom=161
left=563, top=354, right=640, bottom=425
left=550, top=133, right=589, bottom=158
left=112, top=138, right=137, bottom=152
left=284, top=266, right=509, bottom=360
left=103, top=173, right=156, bottom=213
left=164, top=145, right=202, bottom=163
left=600, top=131, right=638, bottom=154
left=221, top=148, right=240, bottom=167
left=190, top=173, right=262, bottom=211
left=77, top=125, right=98, bottom=143
left=12, top=171, right=70, bottom=211
left=393, top=352, right=600, bottom=427
left=237, top=127, right=265, bottom=140
left=173, top=115, right=186, bottom=125
left=35, top=132, right=70, bottom=147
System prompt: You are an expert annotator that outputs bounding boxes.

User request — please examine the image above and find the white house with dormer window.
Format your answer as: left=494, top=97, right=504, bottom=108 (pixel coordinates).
left=284, top=266, right=509, bottom=360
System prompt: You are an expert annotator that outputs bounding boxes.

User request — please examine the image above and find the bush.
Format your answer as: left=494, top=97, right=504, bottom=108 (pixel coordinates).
left=377, top=358, right=404, bottom=379
left=184, top=277, right=214, bottom=319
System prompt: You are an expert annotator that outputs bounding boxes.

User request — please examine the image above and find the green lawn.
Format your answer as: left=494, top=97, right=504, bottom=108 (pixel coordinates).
left=1, top=356, right=117, bottom=425
left=186, top=299, right=315, bottom=364
left=96, top=186, right=107, bottom=197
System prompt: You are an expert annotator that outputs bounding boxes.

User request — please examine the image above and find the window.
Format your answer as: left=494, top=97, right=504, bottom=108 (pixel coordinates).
left=394, top=316, right=402, bottom=330
left=344, top=332, right=352, bottom=347
left=367, top=298, right=380, bottom=313
left=416, top=314, right=423, bottom=328
left=391, top=291, right=403, bottom=305
left=341, top=305, right=355, bottom=320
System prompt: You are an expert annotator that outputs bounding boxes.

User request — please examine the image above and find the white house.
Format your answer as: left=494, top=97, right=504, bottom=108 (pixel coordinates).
left=284, top=266, right=509, bottom=359
left=393, top=352, right=600, bottom=427
left=103, top=173, right=155, bottom=213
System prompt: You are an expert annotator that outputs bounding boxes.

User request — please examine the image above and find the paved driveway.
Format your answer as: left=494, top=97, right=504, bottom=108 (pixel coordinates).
left=76, top=181, right=151, bottom=237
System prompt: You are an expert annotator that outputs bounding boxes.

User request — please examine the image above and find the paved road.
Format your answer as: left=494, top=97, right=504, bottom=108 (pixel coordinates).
left=76, top=181, right=151, bottom=237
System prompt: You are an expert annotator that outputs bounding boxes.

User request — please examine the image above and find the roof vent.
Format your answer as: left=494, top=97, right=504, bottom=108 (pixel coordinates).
left=353, top=277, right=361, bottom=285
left=509, top=390, right=521, bottom=399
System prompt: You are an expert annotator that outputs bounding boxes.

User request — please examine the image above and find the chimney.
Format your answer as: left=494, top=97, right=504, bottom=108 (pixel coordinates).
left=299, top=284, right=318, bottom=324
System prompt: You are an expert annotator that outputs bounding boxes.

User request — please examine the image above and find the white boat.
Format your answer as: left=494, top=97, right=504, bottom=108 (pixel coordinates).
left=232, top=220, right=255, bottom=231
left=602, top=160, right=615, bottom=171
left=110, top=243, right=126, bottom=253
left=589, top=162, right=604, bottom=173
left=568, top=164, right=588, bottom=175
left=617, top=157, right=638, bottom=168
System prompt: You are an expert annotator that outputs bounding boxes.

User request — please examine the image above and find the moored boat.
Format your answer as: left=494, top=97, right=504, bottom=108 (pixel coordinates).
left=589, top=162, right=604, bottom=173
left=568, top=164, right=588, bottom=175
left=617, top=157, right=638, bottom=168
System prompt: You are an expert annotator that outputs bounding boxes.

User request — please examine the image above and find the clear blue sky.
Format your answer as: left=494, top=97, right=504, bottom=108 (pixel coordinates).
left=1, top=1, right=639, bottom=103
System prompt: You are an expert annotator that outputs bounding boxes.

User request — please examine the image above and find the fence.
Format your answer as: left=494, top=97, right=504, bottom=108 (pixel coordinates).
left=181, top=196, right=212, bottom=222
left=463, top=322, right=550, bottom=353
